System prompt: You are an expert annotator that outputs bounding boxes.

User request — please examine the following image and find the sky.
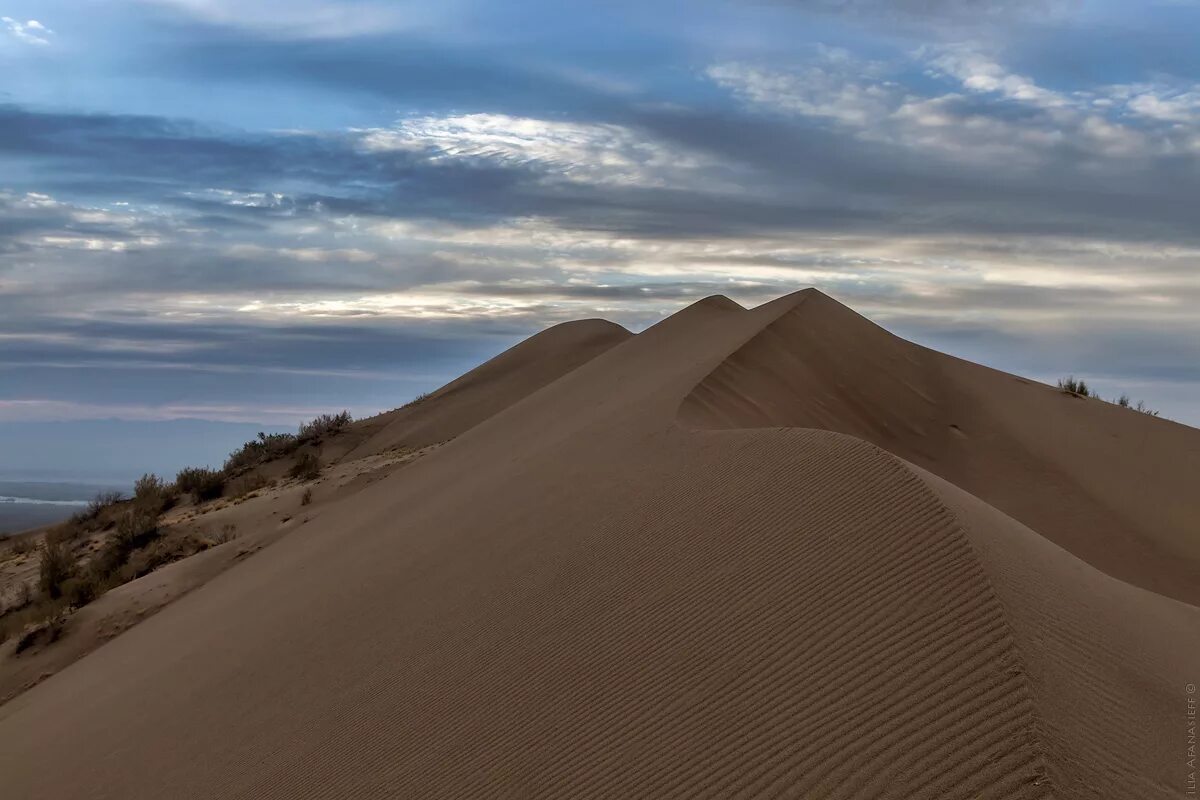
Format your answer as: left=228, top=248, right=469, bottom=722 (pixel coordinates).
left=2, top=0, right=1199, bottom=481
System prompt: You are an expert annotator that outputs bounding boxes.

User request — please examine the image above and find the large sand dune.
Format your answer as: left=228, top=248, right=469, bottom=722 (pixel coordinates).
left=0, top=289, right=1196, bottom=798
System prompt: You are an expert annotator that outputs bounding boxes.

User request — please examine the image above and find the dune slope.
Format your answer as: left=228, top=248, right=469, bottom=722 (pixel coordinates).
left=680, top=290, right=1200, bottom=605
left=345, top=318, right=632, bottom=458
left=0, top=290, right=1194, bottom=799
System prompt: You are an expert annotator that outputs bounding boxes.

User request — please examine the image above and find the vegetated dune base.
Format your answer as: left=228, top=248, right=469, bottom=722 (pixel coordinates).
left=0, top=289, right=1195, bottom=799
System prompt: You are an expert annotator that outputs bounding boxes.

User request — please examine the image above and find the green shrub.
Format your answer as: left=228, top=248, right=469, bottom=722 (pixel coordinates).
left=289, top=451, right=322, bottom=481
left=1057, top=376, right=1092, bottom=397
left=38, top=539, right=75, bottom=600
left=175, top=466, right=226, bottom=502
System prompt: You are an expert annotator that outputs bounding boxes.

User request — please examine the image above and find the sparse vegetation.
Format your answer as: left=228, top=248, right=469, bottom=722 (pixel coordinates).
left=175, top=466, right=226, bottom=502
left=231, top=471, right=268, bottom=498
left=1057, top=376, right=1093, bottom=397
left=92, top=506, right=161, bottom=581
left=297, top=411, right=352, bottom=443
left=289, top=451, right=322, bottom=481
left=300, top=488, right=313, bottom=506
left=223, top=411, right=352, bottom=475
left=6, top=536, right=36, bottom=558
left=69, top=490, right=126, bottom=530
left=401, top=392, right=431, bottom=409
left=225, top=432, right=299, bottom=473
left=1057, top=376, right=1161, bottom=417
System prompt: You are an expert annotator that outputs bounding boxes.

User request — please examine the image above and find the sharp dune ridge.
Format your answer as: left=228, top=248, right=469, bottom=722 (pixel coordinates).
left=0, top=289, right=1196, bottom=799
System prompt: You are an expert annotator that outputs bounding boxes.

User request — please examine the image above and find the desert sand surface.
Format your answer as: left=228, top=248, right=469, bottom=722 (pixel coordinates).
left=0, top=289, right=1196, bottom=799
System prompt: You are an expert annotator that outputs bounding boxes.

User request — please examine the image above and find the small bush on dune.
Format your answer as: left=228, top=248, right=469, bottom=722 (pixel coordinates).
left=93, top=506, right=160, bottom=580
left=133, top=473, right=176, bottom=514
left=1057, top=376, right=1092, bottom=397
left=61, top=574, right=99, bottom=609
left=175, top=466, right=226, bottom=502
left=297, top=411, right=352, bottom=443
left=401, top=392, right=431, bottom=410
left=38, top=539, right=75, bottom=600
left=231, top=471, right=268, bottom=498
left=289, top=451, right=322, bottom=481
left=70, top=490, right=126, bottom=529
left=300, top=488, right=313, bottom=506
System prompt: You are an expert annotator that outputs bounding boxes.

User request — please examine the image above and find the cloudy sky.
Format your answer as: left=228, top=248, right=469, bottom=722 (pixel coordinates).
left=2, top=0, right=1199, bottom=479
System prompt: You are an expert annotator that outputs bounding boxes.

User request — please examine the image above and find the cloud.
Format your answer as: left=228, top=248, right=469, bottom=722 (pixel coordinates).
left=130, top=0, right=431, bottom=39
left=1, top=16, right=53, bottom=45
left=358, top=113, right=718, bottom=188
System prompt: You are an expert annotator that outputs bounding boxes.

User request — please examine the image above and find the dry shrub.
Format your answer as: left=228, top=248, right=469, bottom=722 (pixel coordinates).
left=297, top=411, right=352, bottom=443
left=38, top=538, right=75, bottom=600
left=231, top=471, right=268, bottom=498
left=175, top=467, right=226, bottom=502
left=300, top=488, right=313, bottom=506
left=289, top=451, right=321, bottom=481
left=225, top=432, right=299, bottom=472
left=133, top=473, right=176, bottom=514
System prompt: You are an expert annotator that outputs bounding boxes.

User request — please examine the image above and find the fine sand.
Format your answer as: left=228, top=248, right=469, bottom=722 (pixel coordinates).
left=0, top=289, right=1196, bottom=799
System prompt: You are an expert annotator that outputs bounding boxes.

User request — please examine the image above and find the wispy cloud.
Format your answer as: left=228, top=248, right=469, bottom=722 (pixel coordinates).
left=1, top=16, right=53, bottom=45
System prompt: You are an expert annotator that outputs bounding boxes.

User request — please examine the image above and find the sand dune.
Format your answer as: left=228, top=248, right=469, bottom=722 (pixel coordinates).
left=0, top=289, right=1195, bottom=798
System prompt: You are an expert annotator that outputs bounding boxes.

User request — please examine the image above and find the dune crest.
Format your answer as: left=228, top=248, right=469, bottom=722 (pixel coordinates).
left=0, top=290, right=1194, bottom=799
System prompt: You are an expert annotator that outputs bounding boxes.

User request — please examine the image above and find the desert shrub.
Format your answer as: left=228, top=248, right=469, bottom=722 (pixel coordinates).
left=1057, top=376, right=1092, bottom=397
left=38, top=539, right=75, bottom=600
left=133, top=473, right=176, bottom=514
left=213, top=523, right=238, bottom=545
left=297, top=411, right=352, bottom=442
left=175, top=466, right=226, bottom=502
left=401, top=392, right=431, bottom=409
left=1134, top=400, right=1160, bottom=417
left=289, top=451, right=322, bottom=481
left=70, top=490, right=126, bottom=528
left=230, top=471, right=268, bottom=499
left=61, top=574, right=99, bottom=609
left=93, top=506, right=160, bottom=580
left=300, top=488, right=313, bottom=506
left=225, top=432, right=300, bottom=472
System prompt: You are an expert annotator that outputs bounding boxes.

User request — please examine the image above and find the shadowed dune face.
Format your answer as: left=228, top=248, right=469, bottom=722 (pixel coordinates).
left=679, top=290, right=1200, bottom=605
left=0, top=290, right=1195, bottom=799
